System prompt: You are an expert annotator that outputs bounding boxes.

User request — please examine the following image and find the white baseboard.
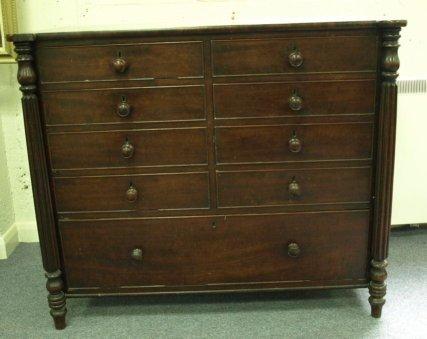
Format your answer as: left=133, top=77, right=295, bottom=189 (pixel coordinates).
left=16, top=221, right=39, bottom=242
left=0, top=223, right=19, bottom=259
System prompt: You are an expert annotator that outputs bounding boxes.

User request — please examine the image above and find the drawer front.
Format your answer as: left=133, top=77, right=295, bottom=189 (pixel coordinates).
left=42, top=85, right=205, bottom=125
left=54, top=172, right=209, bottom=212
left=217, top=167, right=371, bottom=207
left=48, top=128, right=207, bottom=169
left=36, top=41, right=203, bottom=83
left=60, top=211, right=369, bottom=288
left=212, top=36, right=377, bottom=76
left=214, top=80, right=376, bottom=119
left=216, top=123, right=373, bottom=164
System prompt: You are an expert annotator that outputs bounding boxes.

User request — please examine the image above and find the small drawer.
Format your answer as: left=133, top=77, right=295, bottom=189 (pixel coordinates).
left=48, top=128, right=207, bottom=170
left=211, top=36, right=377, bottom=76
left=36, top=41, right=204, bottom=83
left=215, top=123, right=373, bottom=164
left=217, top=167, right=371, bottom=207
left=54, top=172, right=209, bottom=213
left=42, top=85, right=206, bottom=125
left=214, top=80, right=376, bottom=119
left=60, top=211, right=369, bottom=288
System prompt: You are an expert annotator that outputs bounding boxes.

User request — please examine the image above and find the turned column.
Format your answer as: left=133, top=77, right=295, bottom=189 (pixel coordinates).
left=370, top=22, right=403, bottom=318
left=14, top=36, right=67, bottom=330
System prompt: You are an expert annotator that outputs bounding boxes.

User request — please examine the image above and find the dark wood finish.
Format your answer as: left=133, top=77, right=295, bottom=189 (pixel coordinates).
left=9, top=20, right=405, bottom=328
left=36, top=41, right=204, bottom=83
left=217, top=167, right=371, bottom=207
left=215, top=123, right=373, bottom=164
left=369, top=24, right=403, bottom=318
left=14, top=39, right=66, bottom=329
left=211, top=36, right=377, bottom=76
left=213, top=80, right=376, bottom=118
left=48, top=128, right=208, bottom=169
left=41, top=85, right=206, bottom=125
left=54, top=172, right=210, bottom=212
left=59, top=210, right=370, bottom=288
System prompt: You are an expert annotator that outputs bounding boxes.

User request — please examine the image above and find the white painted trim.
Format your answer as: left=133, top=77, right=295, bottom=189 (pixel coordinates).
left=0, top=223, right=19, bottom=259
left=16, top=221, right=39, bottom=243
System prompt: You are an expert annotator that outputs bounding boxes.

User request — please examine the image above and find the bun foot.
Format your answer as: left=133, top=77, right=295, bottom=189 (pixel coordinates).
left=369, top=302, right=384, bottom=318
left=52, top=313, right=66, bottom=330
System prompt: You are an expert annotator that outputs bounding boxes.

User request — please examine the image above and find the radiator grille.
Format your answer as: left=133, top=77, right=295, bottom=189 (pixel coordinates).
left=397, top=79, right=427, bottom=94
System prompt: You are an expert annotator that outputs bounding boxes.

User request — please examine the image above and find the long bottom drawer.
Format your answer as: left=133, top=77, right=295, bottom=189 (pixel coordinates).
left=60, top=210, right=370, bottom=290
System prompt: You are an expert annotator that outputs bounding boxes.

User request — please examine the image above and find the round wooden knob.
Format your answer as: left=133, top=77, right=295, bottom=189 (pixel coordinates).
left=126, top=184, right=138, bottom=202
left=112, top=57, right=129, bottom=73
left=121, top=140, right=134, bottom=159
left=288, top=179, right=301, bottom=198
left=289, top=50, right=304, bottom=68
left=131, top=248, right=143, bottom=261
left=287, top=242, right=301, bottom=258
left=289, top=92, right=303, bottom=111
left=288, top=136, right=302, bottom=153
left=117, top=101, right=131, bottom=118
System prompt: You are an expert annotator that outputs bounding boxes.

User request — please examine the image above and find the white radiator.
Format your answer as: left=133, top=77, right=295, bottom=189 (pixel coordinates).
left=392, top=79, right=427, bottom=225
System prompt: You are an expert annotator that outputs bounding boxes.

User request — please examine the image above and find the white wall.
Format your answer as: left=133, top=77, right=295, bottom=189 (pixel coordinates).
left=0, top=66, right=20, bottom=258
left=0, top=0, right=425, bottom=248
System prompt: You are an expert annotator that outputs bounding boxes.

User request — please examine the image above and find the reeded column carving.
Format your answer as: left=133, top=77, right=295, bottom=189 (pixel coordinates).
left=370, top=24, right=402, bottom=319
left=15, top=38, right=67, bottom=329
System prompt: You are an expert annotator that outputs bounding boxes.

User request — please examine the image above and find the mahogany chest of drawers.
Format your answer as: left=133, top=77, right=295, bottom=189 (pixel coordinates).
left=9, top=20, right=406, bottom=329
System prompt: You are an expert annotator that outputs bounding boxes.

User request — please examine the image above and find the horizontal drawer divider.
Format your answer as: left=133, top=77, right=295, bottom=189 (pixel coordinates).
left=45, top=119, right=208, bottom=131
left=214, top=118, right=374, bottom=127
left=67, top=278, right=369, bottom=294
left=213, top=70, right=376, bottom=78
left=40, top=75, right=205, bottom=85
left=57, top=204, right=372, bottom=221
left=40, top=77, right=206, bottom=91
left=216, top=159, right=373, bottom=171
left=216, top=158, right=373, bottom=166
left=212, top=72, right=378, bottom=84
left=47, top=125, right=207, bottom=135
left=51, top=165, right=210, bottom=177
left=54, top=170, right=209, bottom=179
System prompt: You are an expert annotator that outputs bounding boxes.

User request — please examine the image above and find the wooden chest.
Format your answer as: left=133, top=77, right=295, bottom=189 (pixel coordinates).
left=9, top=20, right=405, bottom=329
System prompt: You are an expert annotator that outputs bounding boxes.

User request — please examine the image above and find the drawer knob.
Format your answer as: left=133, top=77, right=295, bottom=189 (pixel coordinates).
left=131, top=248, right=143, bottom=261
left=288, top=177, right=301, bottom=198
left=287, top=242, right=301, bottom=258
left=288, top=50, right=304, bottom=68
left=289, top=90, right=303, bottom=111
left=126, top=183, right=138, bottom=203
left=112, top=56, right=129, bottom=73
left=121, top=139, right=134, bottom=159
left=288, top=131, right=302, bottom=153
left=117, top=97, right=132, bottom=118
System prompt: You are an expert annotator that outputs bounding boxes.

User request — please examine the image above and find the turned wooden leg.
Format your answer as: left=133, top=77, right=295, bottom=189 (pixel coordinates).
left=46, top=270, right=67, bottom=330
left=369, top=259, right=388, bottom=318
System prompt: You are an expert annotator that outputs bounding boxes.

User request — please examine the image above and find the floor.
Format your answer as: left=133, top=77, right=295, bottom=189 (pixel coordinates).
left=0, top=228, right=426, bottom=338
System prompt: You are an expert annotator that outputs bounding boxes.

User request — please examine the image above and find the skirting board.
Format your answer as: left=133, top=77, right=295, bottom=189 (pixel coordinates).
left=16, top=221, right=39, bottom=243
left=0, top=223, right=19, bottom=259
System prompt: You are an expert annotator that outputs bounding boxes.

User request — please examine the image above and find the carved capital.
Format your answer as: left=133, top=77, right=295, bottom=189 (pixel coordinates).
left=381, top=28, right=401, bottom=83
left=15, top=41, right=37, bottom=94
